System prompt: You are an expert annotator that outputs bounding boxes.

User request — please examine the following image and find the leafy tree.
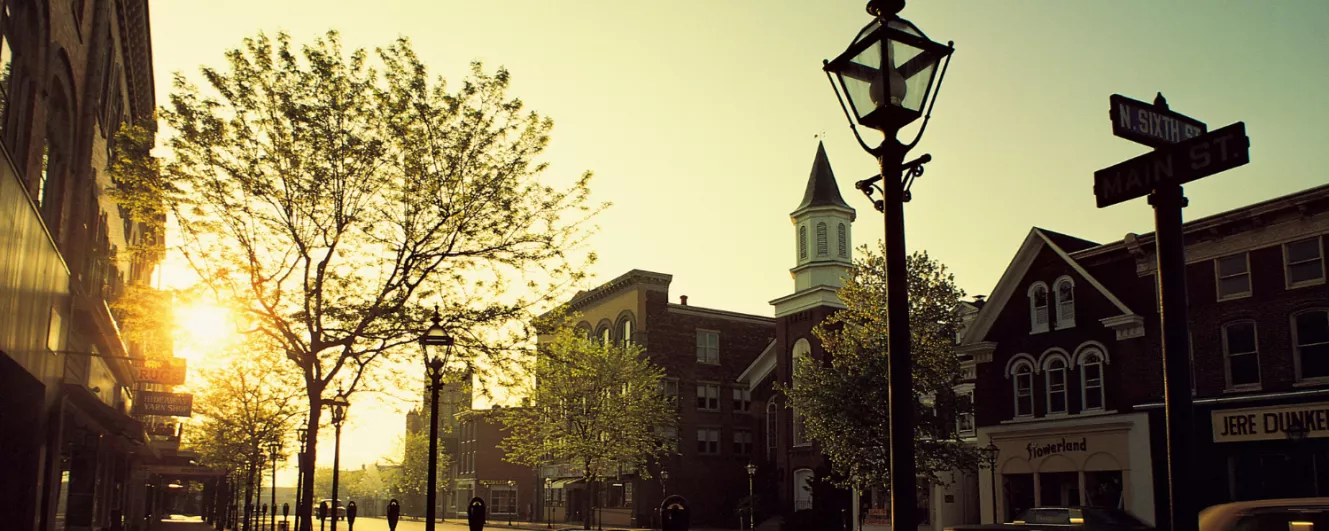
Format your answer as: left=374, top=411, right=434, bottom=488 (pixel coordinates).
left=498, top=326, right=675, bottom=530
left=780, top=247, right=977, bottom=495
left=386, top=429, right=443, bottom=515
left=161, top=30, right=600, bottom=529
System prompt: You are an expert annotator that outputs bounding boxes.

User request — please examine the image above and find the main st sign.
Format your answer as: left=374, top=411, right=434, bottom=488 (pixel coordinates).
left=1094, top=122, right=1250, bottom=208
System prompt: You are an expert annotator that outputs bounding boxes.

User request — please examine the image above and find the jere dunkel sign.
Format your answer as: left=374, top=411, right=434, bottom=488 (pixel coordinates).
left=1212, top=402, right=1329, bottom=443
left=133, top=390, right=193, bottom=417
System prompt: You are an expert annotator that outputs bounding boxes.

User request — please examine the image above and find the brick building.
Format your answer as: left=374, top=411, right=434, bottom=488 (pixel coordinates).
left=536, top=269, right=775, bottom=528
left=962, top=184, right=1329, bottom=528
left=0, top=1, right=166, bottom=530
left=451, top=408, right=536, bottom=522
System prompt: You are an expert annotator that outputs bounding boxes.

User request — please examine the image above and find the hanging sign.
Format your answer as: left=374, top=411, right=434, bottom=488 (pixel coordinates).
left=134, top=391, right=194, bottom=417
left=131, top=357, right=188, bottom=386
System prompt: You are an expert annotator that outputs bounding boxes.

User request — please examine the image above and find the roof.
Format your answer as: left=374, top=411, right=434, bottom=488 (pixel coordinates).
left=1036, top=227, right=1099, bottom=253
left=793, top=142, right=854, bottom=214
left=736, top=339, right=778, bottom=389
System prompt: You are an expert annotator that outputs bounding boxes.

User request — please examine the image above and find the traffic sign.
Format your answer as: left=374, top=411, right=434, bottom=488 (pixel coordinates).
left=1094, top=122, right=1249, bottom=208
left=1110, top=94, right=1207, bottom=147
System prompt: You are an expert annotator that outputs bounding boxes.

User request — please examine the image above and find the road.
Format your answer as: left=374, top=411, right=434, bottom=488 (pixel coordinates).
left=311, top=517, right=580, bottom=531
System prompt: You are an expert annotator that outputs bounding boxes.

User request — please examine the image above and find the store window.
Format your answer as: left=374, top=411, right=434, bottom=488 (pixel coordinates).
left=1003, top=474, right=1035, bottom=522
left=1084, top=471, right=1124, bottom=509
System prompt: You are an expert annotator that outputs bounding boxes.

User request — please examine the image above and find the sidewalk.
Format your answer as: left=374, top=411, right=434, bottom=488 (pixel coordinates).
left=150, top=515, right=217, bottom=531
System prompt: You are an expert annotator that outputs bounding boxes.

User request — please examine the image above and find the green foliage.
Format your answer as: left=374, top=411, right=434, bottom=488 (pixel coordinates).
left=498, top=325, right=676, bottom=482
left=387, top=429, right=443, bottom=500
left=108, top=283, right=175, bottom=359
left=105, top=120, right=174, bottom=264
left=779, top=246, right=977, bottom=492
left=186, top=347, right=302, bottom=481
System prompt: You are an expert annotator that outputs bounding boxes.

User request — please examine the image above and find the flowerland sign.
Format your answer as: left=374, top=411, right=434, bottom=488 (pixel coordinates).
left=1026, top=437, right=1089, bottom=460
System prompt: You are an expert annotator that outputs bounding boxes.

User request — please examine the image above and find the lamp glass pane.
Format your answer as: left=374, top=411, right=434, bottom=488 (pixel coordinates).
left=840, top=41, right=882, bottom=121
left=885, top=20, right=940, bottom=113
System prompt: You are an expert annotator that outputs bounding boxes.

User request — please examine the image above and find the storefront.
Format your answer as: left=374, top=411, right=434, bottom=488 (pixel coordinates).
left=978, top=412, right=1155, bottom=527
left=1192, top=398, right=1329, bottom=508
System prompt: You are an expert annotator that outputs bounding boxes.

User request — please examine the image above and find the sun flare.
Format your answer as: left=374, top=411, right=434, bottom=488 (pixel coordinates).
left=174, top=301, right=236, bottom=352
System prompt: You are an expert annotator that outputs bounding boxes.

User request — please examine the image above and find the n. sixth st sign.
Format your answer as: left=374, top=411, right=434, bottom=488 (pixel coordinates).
left=1094, top=122, right=1250, bottom=208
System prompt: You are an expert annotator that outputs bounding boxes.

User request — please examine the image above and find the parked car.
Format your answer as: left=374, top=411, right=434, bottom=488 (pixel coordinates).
left=1200, top=498, right=1329, bottom=531
left=945, top=506, right=1152, bottom=531
left=316, top=499, right=347, bottom=520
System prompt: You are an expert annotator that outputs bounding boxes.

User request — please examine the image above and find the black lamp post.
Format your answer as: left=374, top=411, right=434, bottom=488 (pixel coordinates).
left=420, top=306, right=456, bottom=531
left=545, top=477, right=553, bottom=528
left=978, top=439, right=1000, bottom=523
left=296, top=417, right=309, bottom=531
left=328, top=388, right=350, bottom=531
left=745, top=463, right=757, bottom=531
left=823, top=3, right=953, bottom=531
left=268, top=440, right=282, bottom=531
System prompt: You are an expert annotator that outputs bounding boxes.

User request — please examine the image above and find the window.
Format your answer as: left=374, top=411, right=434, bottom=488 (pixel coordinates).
left=1286, top=237, right=1326, bottom=288
left=766, top=398, right=778, bottom=458
left=696, top=382, right=720, bottom=411
left=794, top=469, right=814, bottom=511
left=491, top=489, right=517, bottom=515
left=1223, top=322, right=1260, bottom=388
left=1054, top=277, right=1075, bottom=329
left=1216, top=253, right=1252, bottom=300
left=731, top=388, right=750, bottom=412
left=956, top=391, right=975, bottom=435
left=1028, top=283, right=1049, bottom=334
left=792, top=339, right=812, bottom=445
left=816, top=222, right=828, bottom=256
left=837, top=223, right=847, bottom=258
left=658, top=377, right=679, bottom=405
left=657, top=425, right=679, bottom=451
left=799, top=225, right=807, bottom=260
left=696, top=330, right=719, bottom=364
left=1045, top=358, right=1068, bottom=414
left=1294, top=310, right=1329, bottom=380
left=600, top=327, right=611, bottom=346
left=621, top=319, right=634, bottom=346
left=1013, top=362, right=1034, bottom=417
left=697, top=428, right=720, bottom=454
left=1080, top=350, right=1105, bottom=411
left=733, top=430, right=753, bottom=455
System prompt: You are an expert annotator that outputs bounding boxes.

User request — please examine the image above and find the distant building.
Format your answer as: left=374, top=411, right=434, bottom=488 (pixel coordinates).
left=536, top=269, right=776, bottom=528
left=404, top=378, right=468, bottom=517
left=450, top=408, right=534, bottom=521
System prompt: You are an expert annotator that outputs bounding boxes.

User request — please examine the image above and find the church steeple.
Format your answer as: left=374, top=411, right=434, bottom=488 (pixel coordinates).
left=771, top=143, right=856, bottom=318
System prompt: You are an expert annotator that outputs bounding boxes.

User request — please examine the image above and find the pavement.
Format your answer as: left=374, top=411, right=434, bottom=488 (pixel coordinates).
left=151, top=515, right=732, bottom=531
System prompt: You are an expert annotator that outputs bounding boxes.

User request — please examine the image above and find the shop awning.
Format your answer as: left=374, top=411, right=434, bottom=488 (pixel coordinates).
left=550, top=478, right=584, bottom=489
left=63, top=383, right=148, bottom=446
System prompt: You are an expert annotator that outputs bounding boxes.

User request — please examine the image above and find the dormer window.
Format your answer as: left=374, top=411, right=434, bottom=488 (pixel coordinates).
left=816, top=222, right=828, bottom=256
left=1054, top=276, right=1075, bottom=329
left=1028, top=282, right=1050, bottom=334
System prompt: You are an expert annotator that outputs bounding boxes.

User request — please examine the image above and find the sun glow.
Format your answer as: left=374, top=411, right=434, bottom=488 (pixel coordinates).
left=173, top=301, right=236, bottom=364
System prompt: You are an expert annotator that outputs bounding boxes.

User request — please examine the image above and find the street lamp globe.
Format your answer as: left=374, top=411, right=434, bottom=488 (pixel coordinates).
left=297, top=416, right=309, bottom=446
left=330, top=388, right=350, bottom=427
left=421, top=306, right=456, bottom=370
left=979, top=440, right=1000, bottom=467
left=746, top=463, right=757, bottom=477
left=824, top=0, right=953, bottom=133
left=267, top=439, right=282, bottom=456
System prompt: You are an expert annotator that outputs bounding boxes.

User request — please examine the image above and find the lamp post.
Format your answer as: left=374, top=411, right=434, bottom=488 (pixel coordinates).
left=296, top=417, right=309, bottom=531
left=268, top=440, right=282, bottom=531
left=978, top=439, right=1000, bottom=523
left=822, top=3, right=953, bottom=531
left=545, top=477, right=553, bottom=528
left=420, top=306, right=456, bottom=531
left=745, top=464, right=757, bottom=531
left=328, top=388, right=350, bottom=531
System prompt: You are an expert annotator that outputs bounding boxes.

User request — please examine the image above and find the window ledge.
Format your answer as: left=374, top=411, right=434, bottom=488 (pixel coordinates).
left=1056, top=321, right=1076, bottom=330
left=1217, top=292, right=1253, bottom=302
left=1294, top=379, right=1329, bottom=388
left=1287, top=278, right=1327, bottom=290
left=1029, top=329, right=1049, bottom=335
left=1223, top=385, right=1263, bottom=394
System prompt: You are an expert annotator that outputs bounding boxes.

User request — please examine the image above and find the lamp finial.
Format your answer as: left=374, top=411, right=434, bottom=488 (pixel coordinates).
left=867, top=0, right=904, bottom=17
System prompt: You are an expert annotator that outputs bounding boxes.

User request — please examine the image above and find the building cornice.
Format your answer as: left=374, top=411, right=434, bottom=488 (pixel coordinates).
left=666, top=304, right=774, bottom=325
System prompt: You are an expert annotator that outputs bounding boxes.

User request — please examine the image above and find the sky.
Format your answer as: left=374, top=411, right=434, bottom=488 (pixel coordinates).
left=149, top=0, right=1329, bottom=481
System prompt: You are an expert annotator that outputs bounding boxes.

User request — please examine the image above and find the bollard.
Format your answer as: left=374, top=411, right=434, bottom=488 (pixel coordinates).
left=346, top=501, right=358, bottom=531
left=386, top=499, right=401, bottom=531
left=660, top=495, right=690, bottom=531
left=467, top=497, right=487, bottom=531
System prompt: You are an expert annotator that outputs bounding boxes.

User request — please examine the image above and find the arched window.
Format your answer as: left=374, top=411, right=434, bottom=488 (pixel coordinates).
left=1044, top=356, right=1068, bottom=414
left=794, top=469, right=814, bottom=511
left=1054, top=276, right=1075, bottom=329
left=766, top=397, right=778, bottom=459
left=1079, top=350, right=1105, bottom=411
left=837, top=223, right=847, bottom=258
left=816, top=222, right=828, bottom=256
left=1028, top=282, right=1050, bottom=334
left=792, top=339, right=812, bottom=446
left=1294, top=310, right=1329, bottom=381
left=798, top=225, right=808, bottom=261
left=1223, top=321, right=1260, bottom=388
left=1012, top=361, right=1034, bottom=417
left=620, top=319, right=634, bottom=346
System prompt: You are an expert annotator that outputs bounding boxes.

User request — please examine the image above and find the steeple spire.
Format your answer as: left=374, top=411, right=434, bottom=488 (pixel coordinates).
left=793, top=142, right=853, bottom=215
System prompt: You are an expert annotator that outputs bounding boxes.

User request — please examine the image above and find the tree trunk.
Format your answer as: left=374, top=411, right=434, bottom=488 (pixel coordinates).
left=298, top=390, right=323, bottom=531
left=582, top=463, right=593, bottom=531
left=245, top=458, right=258, bottom=531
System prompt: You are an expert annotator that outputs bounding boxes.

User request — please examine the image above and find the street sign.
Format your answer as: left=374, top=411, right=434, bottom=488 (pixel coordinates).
left=1094, top=122, right=1249, bottom=208
left=1110, top=94, right=1207, bottom=147
left=132, top=357, right=187, bottom=386
left=133, top=390, right=194, bottom=417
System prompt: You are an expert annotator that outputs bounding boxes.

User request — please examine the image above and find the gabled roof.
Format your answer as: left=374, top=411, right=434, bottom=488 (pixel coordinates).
left=736, top=339, right=778, bottom=390
left=961, top=228, right=1134, bottom=346
left=792, top=142, right=854, bottom=215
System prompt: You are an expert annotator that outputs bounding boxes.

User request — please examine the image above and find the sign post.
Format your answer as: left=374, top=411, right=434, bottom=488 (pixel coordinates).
left=1094, top=93, right=1250, bottom=531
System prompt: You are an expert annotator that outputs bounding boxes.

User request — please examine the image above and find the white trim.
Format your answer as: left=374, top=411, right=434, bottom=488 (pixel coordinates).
left=1011, top=359, right=1036, bottom=418
left=1042, top=354, right=1070, bottom=415
left=1038, top=347, right=1070, bottom=368
left=1293, top=308, right=1329, bottom=382
left=1283, top=236, right=1327, bottom=289
left=1004, top=353, right=1038, bottom=377
left=1053, top=275, right=1076, bottom=329
left=1072, top=341, right=1112, bottom=366
left=1214, top=252, right=1253, bottom=301
left=1078, top=350, right=1106, bottom=412
left=737, top=340, right=777, bottom=389
left=1221, top=320, right=1262, bottom=390
left=1028, top=281, right=1050, bottom=334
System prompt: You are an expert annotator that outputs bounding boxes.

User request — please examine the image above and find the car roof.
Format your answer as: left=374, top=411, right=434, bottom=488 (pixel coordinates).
left=1200, top=498, right=1329, bottom=531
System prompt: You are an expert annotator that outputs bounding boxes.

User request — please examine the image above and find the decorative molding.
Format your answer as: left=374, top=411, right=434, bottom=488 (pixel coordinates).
left=1099, top=314, right=1145, bottom=340
left=958, top=341, right=997, bottom=364
left=666, top=304, right=774, bottom=325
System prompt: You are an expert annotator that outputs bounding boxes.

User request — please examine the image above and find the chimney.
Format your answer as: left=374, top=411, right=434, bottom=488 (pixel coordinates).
left=680, top=295, right=688, bottom=305
left=973, top=295, right=986, bottom=302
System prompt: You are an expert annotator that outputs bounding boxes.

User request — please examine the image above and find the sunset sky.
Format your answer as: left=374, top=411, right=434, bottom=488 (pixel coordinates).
left=150, top=0, right=1329, bottom=483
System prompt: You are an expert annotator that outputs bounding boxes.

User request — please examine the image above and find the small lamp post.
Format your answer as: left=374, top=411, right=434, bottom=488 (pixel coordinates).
left=745, top=463, right=757, bottom=531
left=420, top=306, right=456, bottom=531
left=268, top=439, right=283, bottom=531
left=978, top=439, right=1001, bottom=523
left=822, top=3, right=953, bottom=531
left=296, top=417, right=309, bottom=531
left=545, top=477, right=553, bottom=528
left=328, top=388, right=350, bottom=531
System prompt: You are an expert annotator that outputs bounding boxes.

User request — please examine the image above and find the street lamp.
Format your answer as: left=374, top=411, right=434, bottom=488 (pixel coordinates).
left=328, top=388, right=350, bottom=531
left=822, top=3, right=953, bottom=531
left=420, top=305, right=456, bottom=531
left=296, top=416, right=309, bottom=531
left=545, top=477, right=553, bottom=528
left=978, top=439, right=1000, bottom=523
left=268, top=439, right=283, bottom=531
left=745, top=464, right=757, bottom=531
